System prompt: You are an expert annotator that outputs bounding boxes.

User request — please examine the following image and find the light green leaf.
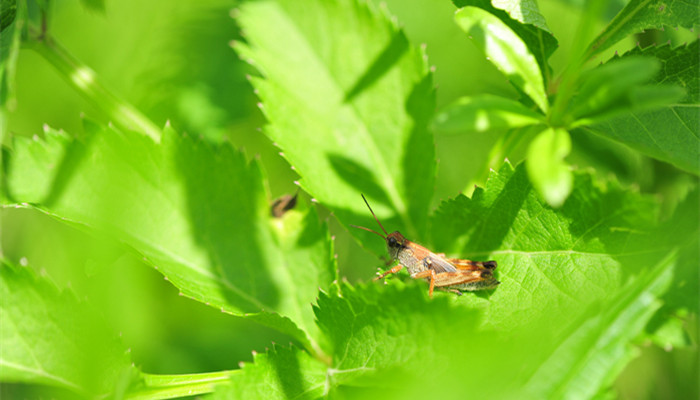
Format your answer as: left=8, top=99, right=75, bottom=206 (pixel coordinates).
left=127, top=370, right=235, bottom=400
left=433, top=94, right=543, bottom=134
left=589, top=0, right=700, bottom=57
left=491, top=0, right=552, bottom=33
left=210, top=345, right=327, bottom=400
left=2, top=124, right=335, bottom=354
left=314, top=281, right=490, bottom=399
left=431, top=162, right=673, bottom=330
left=234, top=0, right=435, bottom=245
left=585, top=42, right=700, bottom=174
left=526, top=128, right=573, bottom=207
left=455, top=6, right=549, bottom=113
left=523, top=252, right=675, bottom=399
left=307, top=162, right=685, bottom=398
left=0, top=260, right=132, bottom=397
left=452, top=0, right=558, bottom=86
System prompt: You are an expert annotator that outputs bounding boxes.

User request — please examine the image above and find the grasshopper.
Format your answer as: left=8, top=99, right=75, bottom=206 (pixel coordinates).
left=351, top=195, right=499, bottom=296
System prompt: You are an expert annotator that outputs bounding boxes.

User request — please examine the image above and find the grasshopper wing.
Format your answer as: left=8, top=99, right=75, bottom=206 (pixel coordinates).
left=423, top=253, right=458, bottom=273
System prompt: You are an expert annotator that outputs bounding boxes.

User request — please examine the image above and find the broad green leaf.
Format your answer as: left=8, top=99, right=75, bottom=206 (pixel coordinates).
left=589, top=0, right=700, bottom=57
left=210, top=345, right=327, bottom=400
left=452, top=0, right=558, bottom=86
left=2, top=125, right=335, bottom=353
left=233, top=0, right=435, bottom=246
left=0, top=260, right=132, bottom=397
left=431, top=162, right=674, bottom=331
left=314, top=281, right=495, bottom=399
left=455, top=6, right=549, bottom=113
left=433, top=94, right=543, bottom=134
left=526, top=127, right=573, bottom=207
left=523, top=251, right=675, bottom=399
left=308, top=162, right=685, bottom=398
left=586, top=42, right=700, bottom=174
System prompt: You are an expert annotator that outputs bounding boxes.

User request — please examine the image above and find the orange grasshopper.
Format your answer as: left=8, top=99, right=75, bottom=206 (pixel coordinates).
left=351, top=195, right=499, bottom=296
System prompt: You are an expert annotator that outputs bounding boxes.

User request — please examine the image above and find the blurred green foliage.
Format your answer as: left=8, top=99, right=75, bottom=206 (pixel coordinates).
left=1, top=0, right=698, bottom=399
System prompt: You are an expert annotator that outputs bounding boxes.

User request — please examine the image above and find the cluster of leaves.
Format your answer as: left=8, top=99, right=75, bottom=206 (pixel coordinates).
left=1, top=0, right=698, bottom=399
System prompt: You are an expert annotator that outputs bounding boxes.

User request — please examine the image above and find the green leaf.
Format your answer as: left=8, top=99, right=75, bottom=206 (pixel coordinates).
left=314, top=281, right=490, bottom=399
left=307, top=162, right=686, bottom=398
left=233, top=0, right=435, bottom=244
left=526, top=128, right=573, bottom=207
left=0, top=260, right=132, bottom=397
left=455, top=6, right=549, bottom=113
left=431, top=162, right=673, bottom=330
left=523, top=251, right=675, bottom=399
left=452, top=0, right=558, bottom=86
left=589, top=0, right=700, bottom=57
left=433, top=94, right=543, bottom=134
left=0, top=0, right=20, bottom=108
left=491, top=0, right=552, bottom=33
left=2, top=124, right=335, bottom=354
left=210, top=345, right=327, bottom=400
left=127, top=370, right=235, bottom=400
left=586, top=42, right=700, bottom=174
left=569, top=56, right=660, bottom=122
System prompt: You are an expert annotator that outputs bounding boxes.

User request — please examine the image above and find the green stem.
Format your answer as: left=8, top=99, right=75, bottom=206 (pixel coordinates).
left=28, top=34, right=161, bottom=142
left=464, top=126, right=539, bottom=194
left=127, top=370, right=237, bottom=400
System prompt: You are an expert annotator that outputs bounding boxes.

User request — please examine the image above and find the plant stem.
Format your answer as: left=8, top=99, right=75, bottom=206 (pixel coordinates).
left=28, top=34, right=161, bottom=142
left=464, top=126, right=541, bottom=195
left=127, top=370, right=237, bottom=400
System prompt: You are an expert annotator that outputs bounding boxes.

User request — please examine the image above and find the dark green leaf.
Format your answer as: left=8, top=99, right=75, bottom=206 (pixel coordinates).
left=569, top=56, right=660, bottom=121
left=234, top=0, right=435, bottom=246
left=3, top=125, right=335, bottom=353
left=433, top=94, right=543, bottom=134
left=586, top=42, right=699, bottom=174
left=0, top=0, right=20, bottom=107
left=455, top=6, right=549, bottom=113
left=0, top=260, right=132, bottom=397
left=589, top=0, right=700, bottom=57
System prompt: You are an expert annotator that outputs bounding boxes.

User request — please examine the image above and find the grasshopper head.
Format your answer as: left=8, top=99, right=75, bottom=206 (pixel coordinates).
left=386, top=231, right=408, bottom=259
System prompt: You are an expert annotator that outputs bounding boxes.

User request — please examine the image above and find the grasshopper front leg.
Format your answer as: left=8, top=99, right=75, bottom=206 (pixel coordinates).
left=374, top=264, right=404, bottom=281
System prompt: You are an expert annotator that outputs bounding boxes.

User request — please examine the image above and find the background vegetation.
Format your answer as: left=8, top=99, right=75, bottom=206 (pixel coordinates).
left=1, top=0, right=698, bottom=399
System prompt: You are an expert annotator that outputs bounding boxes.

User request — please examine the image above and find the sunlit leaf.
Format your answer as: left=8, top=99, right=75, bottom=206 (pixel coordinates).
left=452, top=0, right=558, bottom=85
left=210, top=345, right=327, bottom=400
left=589, top=0, right=700, bottom=56
left=234, top=0, right=435, bottom=247
left=526, top=127, right=572, bottom=207
left=3, top=124, right=335, bottom=353
left=455, top=6, right=549, bottom=113
left=433, top=94, right=543, bottom=134
left=0, top=260, right=132, bottom=397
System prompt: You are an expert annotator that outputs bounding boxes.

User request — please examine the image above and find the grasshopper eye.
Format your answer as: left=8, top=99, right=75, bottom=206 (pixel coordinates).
left=388, top=237, right=398, bottom=247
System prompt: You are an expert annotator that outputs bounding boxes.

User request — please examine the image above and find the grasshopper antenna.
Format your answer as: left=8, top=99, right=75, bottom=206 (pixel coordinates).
left=349, top=194, right=389, bottom=239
